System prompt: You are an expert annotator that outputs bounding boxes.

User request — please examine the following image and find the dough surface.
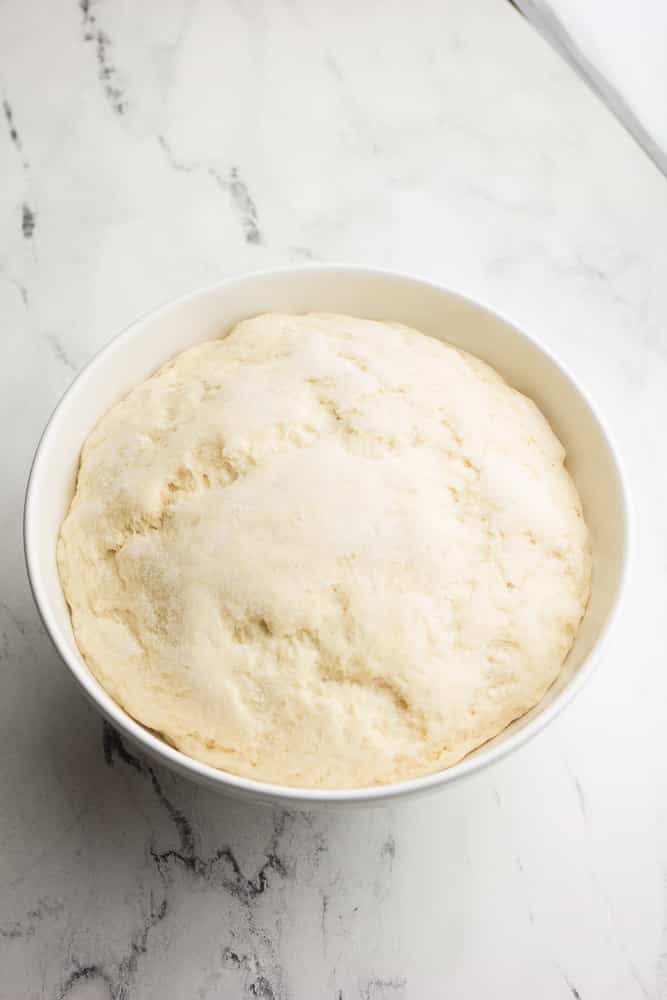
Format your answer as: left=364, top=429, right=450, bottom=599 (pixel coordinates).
left=58, top=313, right=591, bottom=788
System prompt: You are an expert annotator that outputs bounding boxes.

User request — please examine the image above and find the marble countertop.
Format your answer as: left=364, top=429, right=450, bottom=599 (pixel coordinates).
left=1, top=1, right=666, bottom=997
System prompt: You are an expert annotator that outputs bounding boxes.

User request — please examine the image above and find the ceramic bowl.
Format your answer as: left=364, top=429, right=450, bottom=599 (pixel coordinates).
left=24, top=266, right=629, bottom=807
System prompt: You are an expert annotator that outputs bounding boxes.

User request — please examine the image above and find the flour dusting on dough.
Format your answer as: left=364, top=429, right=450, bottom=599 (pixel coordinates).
left=58, top=314, right=591, bottom=788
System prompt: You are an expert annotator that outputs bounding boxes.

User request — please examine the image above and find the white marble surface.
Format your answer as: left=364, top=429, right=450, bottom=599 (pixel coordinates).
left=515, top=0, right=667, bottom=172
left=1, top=1, right=666, bottom=997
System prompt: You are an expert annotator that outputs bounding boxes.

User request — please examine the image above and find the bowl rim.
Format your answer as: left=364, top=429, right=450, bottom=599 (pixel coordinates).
left=23, top=264, right=631, bottom=805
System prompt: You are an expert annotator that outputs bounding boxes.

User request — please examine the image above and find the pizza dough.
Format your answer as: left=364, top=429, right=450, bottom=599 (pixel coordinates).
left=58, top=313, right=591, bottom=788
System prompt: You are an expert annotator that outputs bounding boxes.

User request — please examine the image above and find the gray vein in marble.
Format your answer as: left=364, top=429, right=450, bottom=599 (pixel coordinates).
left=319, top=889, right=329, bottom=944
left=564, top=977, right=582, bottom=1000
left=2, top=96, right=36, bottom=242
left=0, top=269, right=29, bottom=308
left=0, top=600, right=29, bottom=635
left=463, top=179, right=553, bottom=217
left=42, top=333, right=77, bottom=373
left=79, top=0, right=126, bottom=115
left=562, top=761, right=588, bottom=822
left=227, top=167, right=261, bottom=245
left=108, top=894, right=169, bottom=998
left=221, top=947, right=280, bottom=1000
left=2, top=98, right=28, bottom=169
left=311, top=829, right=328, bottom=863
left=323, top=53, right=343, bottom=86
left=572, top=248, right=642, bottom=289
left=572, top=775, right=587, bottom=821
left=149, top=815, right=288, bottom=903
left=0, top=925, right=24, bottom=941
left=589, top=869, right=652, bottom=999
left=288, top=245, right=317, bottom=261
left=0, top=901, right=64, bottom=942
left=57, top=892, right=168, bottom=1000
left=22, top=203, right=35, bottom=240
left=158, top=134, right=262, bottom=245
left=284, top=0, right=382, bottom=157
left=319, top=55, right=380, bottom=154
left=102, top=723, right=195, bottom=856
left=56, top=961, right=114, bottom=999
left=360, top=977, right=407, bottom=999
left=53, top=723, right=287, bottom=999
left=628, top=963, right=651, bottom=1000
left=148, top=0, right=198, bottom=107
left=535, top=243, right=639, bottom=313
left=103, top=721, right=289, bottom=905
left=10, top=276, right=29, bottom=307
left=380, top=835, right=396, bottom=868
left=0, top=602, right=38, bottom=667
left=101, top=723, right=293, bottom=996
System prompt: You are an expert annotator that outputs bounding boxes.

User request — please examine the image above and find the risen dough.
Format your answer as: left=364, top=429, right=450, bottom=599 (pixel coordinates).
left=58, top=313, right=591, bottom=788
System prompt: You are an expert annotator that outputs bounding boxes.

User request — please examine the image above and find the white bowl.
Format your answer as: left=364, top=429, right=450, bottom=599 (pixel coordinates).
left=24, top=267, right=629, bottom=808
